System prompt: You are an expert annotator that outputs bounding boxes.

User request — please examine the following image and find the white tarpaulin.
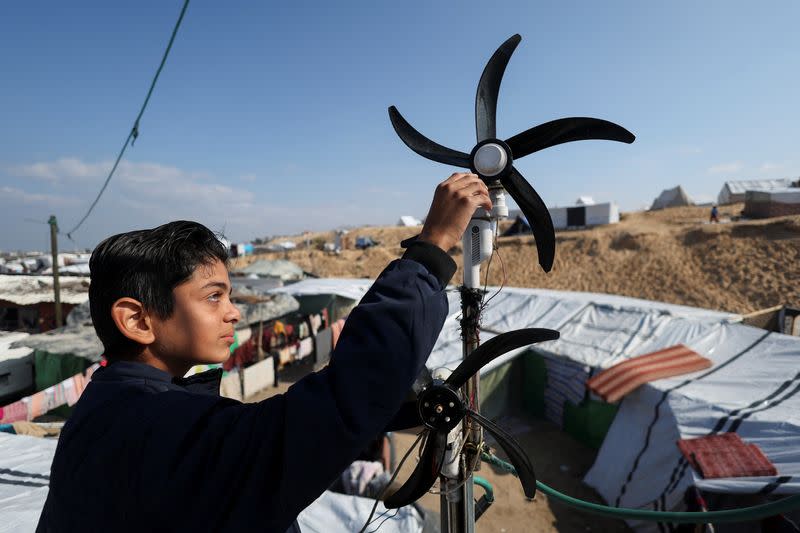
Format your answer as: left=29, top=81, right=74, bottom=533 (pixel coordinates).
left=0, top=432, right=55, bottom=532
left=0, top=430, right=423, bottom=533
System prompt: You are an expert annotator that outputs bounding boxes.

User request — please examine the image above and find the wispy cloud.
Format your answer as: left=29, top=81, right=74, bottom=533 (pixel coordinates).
left=707, top=161, right=743, bottom=175
left=10, top=158, right=110, bottom=183
left=0, top=185, right=81, bottom=207
left=759, top=162, right=782, bottom=172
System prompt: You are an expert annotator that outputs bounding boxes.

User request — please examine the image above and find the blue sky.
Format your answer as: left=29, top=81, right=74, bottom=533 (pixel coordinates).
left=2, top=1, right=798, bottom=251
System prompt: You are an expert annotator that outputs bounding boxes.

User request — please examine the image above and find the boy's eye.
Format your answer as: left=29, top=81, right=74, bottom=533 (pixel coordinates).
left=208, top=292, right=221, bottom=302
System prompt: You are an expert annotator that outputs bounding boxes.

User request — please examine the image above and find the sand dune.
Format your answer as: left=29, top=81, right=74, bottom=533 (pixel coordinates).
left=238, top=203, right=800, bottom=314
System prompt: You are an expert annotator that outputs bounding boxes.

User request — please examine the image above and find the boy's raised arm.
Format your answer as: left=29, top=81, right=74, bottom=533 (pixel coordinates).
left=140, top=174, right=491, bottom=531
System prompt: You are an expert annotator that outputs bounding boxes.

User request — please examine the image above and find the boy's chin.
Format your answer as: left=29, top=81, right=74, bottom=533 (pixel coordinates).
left=191, top=351, right=232, bottom=366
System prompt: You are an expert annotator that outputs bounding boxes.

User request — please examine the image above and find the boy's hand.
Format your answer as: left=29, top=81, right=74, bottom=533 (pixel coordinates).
left=418, top=173, right=493, bottom=252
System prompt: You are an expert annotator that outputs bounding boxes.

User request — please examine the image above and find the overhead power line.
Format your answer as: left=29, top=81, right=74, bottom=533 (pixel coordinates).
left=66, top=0, right=191, bottom=239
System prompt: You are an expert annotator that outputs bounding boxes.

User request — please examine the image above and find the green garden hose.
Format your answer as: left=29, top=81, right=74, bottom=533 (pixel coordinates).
left=481, top=451, right=800, bottom=524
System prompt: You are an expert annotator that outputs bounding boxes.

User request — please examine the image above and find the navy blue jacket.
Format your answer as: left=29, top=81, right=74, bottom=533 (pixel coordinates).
left=37, top=243, right=455, bottom=532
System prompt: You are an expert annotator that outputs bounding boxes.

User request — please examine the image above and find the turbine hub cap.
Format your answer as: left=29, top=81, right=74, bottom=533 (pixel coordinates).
left=473, top=143, right=507, bottom=176
left=418, top=382, right=464, bottom=431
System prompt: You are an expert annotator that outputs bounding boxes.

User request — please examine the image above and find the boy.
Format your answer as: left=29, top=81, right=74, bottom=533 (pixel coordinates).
left=37, top=173, right=491, bottom=532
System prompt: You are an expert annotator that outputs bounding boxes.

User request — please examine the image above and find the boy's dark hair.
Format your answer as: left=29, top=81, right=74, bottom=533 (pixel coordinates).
left=89, top=220, right=229, bottom=357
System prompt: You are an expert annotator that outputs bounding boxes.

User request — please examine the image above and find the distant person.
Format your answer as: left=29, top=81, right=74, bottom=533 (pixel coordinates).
left=37, top=173, right=491, bottom=533
left=710, top=204, right=719, bottom=223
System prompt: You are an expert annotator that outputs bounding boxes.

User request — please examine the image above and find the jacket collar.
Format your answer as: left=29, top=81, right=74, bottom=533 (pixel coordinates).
left=93, top=360, right=222, bottom=396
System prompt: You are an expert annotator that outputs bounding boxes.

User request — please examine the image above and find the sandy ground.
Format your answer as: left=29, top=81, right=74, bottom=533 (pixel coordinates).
left=249, top=369, right=630, bottom=533
left=234, top=204, right=800, bottom=314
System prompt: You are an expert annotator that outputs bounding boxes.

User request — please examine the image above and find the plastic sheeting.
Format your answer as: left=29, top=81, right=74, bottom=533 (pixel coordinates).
left=297, top=490, right=423, bottom=532
left=0, top=429, right=423, bottom=533
left=0, top=432, right=54, bottom=532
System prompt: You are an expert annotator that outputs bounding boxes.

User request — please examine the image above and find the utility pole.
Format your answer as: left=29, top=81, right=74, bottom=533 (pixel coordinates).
left=48, top=215, right=62, bottom=328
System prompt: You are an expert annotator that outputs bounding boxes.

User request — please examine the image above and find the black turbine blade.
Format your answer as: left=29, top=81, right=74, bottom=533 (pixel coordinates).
left=389, top=106, right=471, bottom=168
left=500, top=167, right=556, bottom=272
left=505, top=117, right=635, bottom=160
left=384, top=430, right=448, bottom=509
left=468, top=409, right=537, bottom=500
left=445, top=328, right=559, bottom=390
left=475, top=34, right=521, bottom=142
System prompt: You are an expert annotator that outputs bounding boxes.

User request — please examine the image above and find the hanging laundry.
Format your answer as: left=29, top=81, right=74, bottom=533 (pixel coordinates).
left=278, top=347, right=293, bottom=365
left=298, top=321, right=309, bottom=339
left=298, top=337, right=314, bottom=360
left=309, top=313, right=322, bottom=335
left=331, top=318, right=346, bottom=349
left=315, top=328, right=333, bottom=366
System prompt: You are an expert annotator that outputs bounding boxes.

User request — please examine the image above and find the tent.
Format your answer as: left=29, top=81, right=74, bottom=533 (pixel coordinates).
left=549, top=201, right=619, bottom=229
left=398, top=216, right=422, bottom=227
left=650, top=186, right=692, bottom=210
left=742, top=187, right=800, bottom=218
left=235, top=259, right=305, bottom=281
left=501, top=215, right=531, bottom=236
left=717, top=178, right=795, bottom=205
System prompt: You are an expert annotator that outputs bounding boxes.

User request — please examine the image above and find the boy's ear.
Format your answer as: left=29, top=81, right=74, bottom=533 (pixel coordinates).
left=111, top=298, right=155, bottom=346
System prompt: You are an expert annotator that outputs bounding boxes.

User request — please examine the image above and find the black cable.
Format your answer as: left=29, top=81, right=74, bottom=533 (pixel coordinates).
left=66, top=0, right=191, bottom=238
left=358, top=431, right=425, bottom=533
left=366, top=509, right=400, bottom=533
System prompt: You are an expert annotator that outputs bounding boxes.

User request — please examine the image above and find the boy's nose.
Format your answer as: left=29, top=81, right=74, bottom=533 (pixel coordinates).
left=226, top=302, right=241, bottom=324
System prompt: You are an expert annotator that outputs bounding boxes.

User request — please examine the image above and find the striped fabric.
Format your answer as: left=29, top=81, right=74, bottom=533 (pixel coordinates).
left=542, top=353, right=590, bottom=427
left=586, top=344, right=712, bottom=403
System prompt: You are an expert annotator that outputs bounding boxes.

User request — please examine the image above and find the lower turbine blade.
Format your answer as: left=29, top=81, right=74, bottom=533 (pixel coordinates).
left=468, top=409, right=537, bottom=500
left=384, top=430, right=448, bottom=509
left=505, top=117, right=635, bottom=160
left=389, top=106, right=472, bottom=168
left=501, top=167, right=556, bottom=272
left=445, top=328, right=559, bottom=390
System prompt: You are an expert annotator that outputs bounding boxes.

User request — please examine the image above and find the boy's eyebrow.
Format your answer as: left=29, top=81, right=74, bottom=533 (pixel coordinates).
left=200, top=281, right=231, bottom=293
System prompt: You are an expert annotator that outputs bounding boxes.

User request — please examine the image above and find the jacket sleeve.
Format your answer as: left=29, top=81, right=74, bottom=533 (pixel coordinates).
left=136, top=249, right=454, bottom=532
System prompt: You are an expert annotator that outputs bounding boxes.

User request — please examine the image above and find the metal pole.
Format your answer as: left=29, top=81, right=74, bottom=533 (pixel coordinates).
left=48, top=215, right=62, bottom=328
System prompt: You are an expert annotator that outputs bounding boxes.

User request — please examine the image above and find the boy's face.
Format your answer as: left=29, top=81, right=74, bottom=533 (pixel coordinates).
left=150, top=259, right=240, bottom=370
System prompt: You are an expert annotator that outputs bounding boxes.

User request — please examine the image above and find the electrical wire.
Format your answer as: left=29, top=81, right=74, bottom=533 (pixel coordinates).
left=358, top=431, right=425, bottom=533
left=481, top=225, right=507, bottom=309
left=365, top=509, right=400, bottom=533
left=66, top=0, right=191, bottom=238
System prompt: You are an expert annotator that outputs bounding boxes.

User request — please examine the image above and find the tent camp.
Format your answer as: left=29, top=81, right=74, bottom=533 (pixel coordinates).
left=717, top=178, right=795, bottom=205
left=650, top=186, right=692, bottom=210
left=742, top=187, right=800, bottom=219
left=273, top=279, right=800, bottom=530
left=5, top=278, right=799, bottom=531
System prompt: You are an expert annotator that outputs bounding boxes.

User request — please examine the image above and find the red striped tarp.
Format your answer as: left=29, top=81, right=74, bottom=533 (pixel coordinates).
left=586, top=344, right=712, bottom=403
